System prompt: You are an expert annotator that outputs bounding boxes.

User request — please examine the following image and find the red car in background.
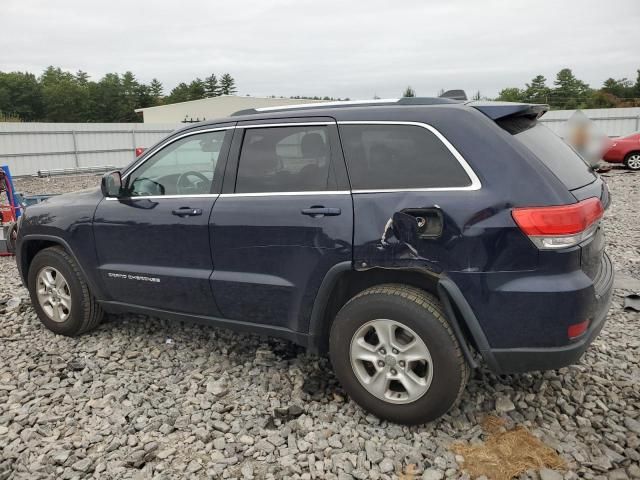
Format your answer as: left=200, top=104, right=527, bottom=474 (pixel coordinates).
left=603, top=132, right=640, bottom=170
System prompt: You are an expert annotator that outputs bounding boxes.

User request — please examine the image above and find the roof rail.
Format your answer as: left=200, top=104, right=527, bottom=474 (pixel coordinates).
left=231, top=97, right=460, bottom=116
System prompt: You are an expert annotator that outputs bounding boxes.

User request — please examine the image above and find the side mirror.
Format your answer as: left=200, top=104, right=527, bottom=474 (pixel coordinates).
left=101, top=170, right=122, bottom=197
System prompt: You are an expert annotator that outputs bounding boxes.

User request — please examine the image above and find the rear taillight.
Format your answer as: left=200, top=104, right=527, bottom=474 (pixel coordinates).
left=135, top=147, right=146, bottom=157
left=512, top=197, right=604, bottom=250
left=568, top=320, right=589, bottom=339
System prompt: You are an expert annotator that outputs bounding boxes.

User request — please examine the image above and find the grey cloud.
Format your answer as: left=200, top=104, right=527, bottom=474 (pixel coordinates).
left=2, top=0, right=638, bottom=99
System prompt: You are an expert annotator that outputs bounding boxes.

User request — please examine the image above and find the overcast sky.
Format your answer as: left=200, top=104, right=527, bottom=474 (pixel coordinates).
left=2, top=0, right=639, bottom=99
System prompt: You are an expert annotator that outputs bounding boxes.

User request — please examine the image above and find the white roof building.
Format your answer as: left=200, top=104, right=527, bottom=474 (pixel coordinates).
left=135, top=95, right=326, bottom=123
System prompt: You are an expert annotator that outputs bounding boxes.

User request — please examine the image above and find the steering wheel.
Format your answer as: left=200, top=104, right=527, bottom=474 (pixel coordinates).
left=176, top=171, right=210, bottom=194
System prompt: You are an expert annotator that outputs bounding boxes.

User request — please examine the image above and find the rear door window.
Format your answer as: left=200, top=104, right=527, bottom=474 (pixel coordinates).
left=513, top=123, right=595, bottom=190
left=235, top=126, right=337, bottom=193
left=339, top=124, right=472, bottom=190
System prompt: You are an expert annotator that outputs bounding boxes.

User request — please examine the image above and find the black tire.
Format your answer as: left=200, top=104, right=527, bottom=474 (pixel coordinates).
left=27, top=246, right=103, bottom=336
left=6, top=222, right=18, bottom=253
left=623, top=151, right=640, bottom=170
left=329, top=284, right=469, bottom=425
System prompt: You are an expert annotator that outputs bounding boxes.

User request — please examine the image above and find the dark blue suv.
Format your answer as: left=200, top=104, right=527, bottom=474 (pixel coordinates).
left=15, top=98, right=613, bottom=425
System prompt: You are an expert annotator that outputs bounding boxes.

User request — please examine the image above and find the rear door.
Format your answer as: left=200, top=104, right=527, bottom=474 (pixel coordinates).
left=209, top=118, right=353, bottom=333
left=93, top=125, right=234, bottom=315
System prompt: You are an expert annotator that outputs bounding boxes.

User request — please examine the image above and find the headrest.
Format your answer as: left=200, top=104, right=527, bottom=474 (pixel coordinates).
left=301, top=133, right=327, bottom=158
left=241, top=140, right=278, bottom=174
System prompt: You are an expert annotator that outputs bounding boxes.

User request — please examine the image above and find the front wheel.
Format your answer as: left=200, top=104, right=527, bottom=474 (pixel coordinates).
left=27, top=246, right=103, bottom=336
left=624, top=152, right=640, bottom=170
left=329, top=284, right=469, bottom=425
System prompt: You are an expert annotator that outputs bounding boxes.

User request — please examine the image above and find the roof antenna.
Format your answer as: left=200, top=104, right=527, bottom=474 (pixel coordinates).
left=439, top=90, right=468, bottom=101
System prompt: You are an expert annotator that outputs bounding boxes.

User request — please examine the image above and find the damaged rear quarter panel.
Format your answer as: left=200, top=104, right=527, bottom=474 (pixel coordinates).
left=352, top=190, right=538, bottom=275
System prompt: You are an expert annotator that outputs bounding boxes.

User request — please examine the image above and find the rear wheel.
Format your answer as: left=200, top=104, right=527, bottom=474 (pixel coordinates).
left=329, top=284, right=469, bottom=425
left=624, top=152, right=640, bottom=170
left=27, top=246, right=103, bottom=336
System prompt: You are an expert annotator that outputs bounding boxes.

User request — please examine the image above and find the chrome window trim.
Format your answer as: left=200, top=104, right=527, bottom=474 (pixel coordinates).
left=219, top=191, right=350, bottom=198
left=105, top=194, right=219, bottom=201
left=122, top=126, right=234, bottom=181
left=113, top=120, right=481, bottom=200
left=337, top=121, right=482, bottom=192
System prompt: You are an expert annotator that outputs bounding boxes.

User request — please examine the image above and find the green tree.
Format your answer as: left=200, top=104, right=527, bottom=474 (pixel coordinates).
left=472, top=90, right=482, bottom=101
left=402, top=86, right=416, bottom=97
left=88, top=72, right=124, bottom=122
left=551, top=68, right=591, bottom=109
left=219, top=73, right=237, bottom=95
left=188, top=78, right=206, bottom=100
left=75, top=70, right=90, bottom=86
left=204, top=74, right=219, bottom=97
left=0, top=71, right=44, bottom=121
left=166, top=82, right=191, bottom=104
left=40, top=66, right=90, bottom=121
left=149, top=78, right=164, bottom=105
left=120, top=71, right=142, bottom=122
left=588, top=91, right=620, bottom=108
left=634, top=69, right=640, bottom=97
left=497, top=87, right=525, bottom=102
left=523, top=75, right=551, bottom=104
left=601, top=77, right=633, bottom=99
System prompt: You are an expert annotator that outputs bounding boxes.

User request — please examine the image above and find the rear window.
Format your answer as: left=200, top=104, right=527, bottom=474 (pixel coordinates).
left=339, top=124, right=472, bottom=190
left=235, top=126, right=337, bottom=193
left=513, top=123, right=595, bottom=190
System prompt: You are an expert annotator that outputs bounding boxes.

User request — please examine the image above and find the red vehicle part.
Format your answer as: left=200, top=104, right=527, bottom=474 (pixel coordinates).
left=602, top=132, right=640, bottom=170
left=1, top=167, right=20, bottom=255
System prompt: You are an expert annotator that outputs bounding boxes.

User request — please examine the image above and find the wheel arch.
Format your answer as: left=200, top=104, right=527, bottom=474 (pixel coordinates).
left=307, top=264, right=486, bottom=369
left=19, top=235, right=104, bottom=299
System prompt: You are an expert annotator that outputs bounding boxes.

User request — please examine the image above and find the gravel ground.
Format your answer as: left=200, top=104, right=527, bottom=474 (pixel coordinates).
left=12, top=174, right=102, bottom=197
left=1, top=171, right=639, bottom=480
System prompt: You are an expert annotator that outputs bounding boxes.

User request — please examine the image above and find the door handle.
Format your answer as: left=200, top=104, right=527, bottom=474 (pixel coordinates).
left=301, top=206, right=341, bottom=217
left=172, top=207, right=202, bottom=217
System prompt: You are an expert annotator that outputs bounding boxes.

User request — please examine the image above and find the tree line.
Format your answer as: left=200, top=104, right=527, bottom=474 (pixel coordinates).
left=0, top=67, right=238, bottom=122
left=403, top=68, right=640, bottom=109
left=3, top=66, right=640, bottom=123
left=405, top=68, right=640, bottom=109
left=495, top=68, right=640, bottom=109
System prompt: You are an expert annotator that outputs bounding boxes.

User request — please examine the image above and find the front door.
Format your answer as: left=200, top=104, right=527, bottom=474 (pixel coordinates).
left=210, top=119, right=353, bottom=333
left=93, top=125, right=234, bottom=315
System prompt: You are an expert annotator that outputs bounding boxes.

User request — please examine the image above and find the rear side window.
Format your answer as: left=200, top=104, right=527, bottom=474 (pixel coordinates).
left=339, top=124, right=472, bottom=190
left=513, top=123, right=595, bottom=190
left=236, top=126, right=337, bottom=193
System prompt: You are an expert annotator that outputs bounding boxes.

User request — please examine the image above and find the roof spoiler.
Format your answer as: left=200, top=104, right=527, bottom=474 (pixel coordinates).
left=468, top=101, right=549, bottom=120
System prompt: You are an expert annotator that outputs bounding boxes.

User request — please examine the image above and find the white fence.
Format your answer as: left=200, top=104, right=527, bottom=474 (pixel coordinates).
left=539, top=107, right=640, bottom=138
left=0, top=123, right=179, bottom=176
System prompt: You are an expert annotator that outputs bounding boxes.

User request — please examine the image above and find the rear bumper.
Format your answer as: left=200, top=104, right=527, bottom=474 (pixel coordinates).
left=489, top=290, right=611, bottom=373
left=490, top=252, right=613, bottom=373
left=445, top=252, right=614, bottom=374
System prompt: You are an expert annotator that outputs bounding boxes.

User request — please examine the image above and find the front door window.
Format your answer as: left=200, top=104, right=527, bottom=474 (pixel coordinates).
left=126, top=129, right=229, bottom=196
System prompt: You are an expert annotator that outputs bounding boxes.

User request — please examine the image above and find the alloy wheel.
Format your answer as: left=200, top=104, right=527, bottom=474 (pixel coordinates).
left=36, top=266, right=72, bottom=323
left=349, top=319, right=433, bottom=404
left=627, top=154, right=640, bottom=170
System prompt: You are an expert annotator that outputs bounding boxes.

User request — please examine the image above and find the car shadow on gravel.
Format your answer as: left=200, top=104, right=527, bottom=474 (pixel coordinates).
left=98, top=311, right=554, bottom=418
left=100, top=312, right=343, bottom=396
